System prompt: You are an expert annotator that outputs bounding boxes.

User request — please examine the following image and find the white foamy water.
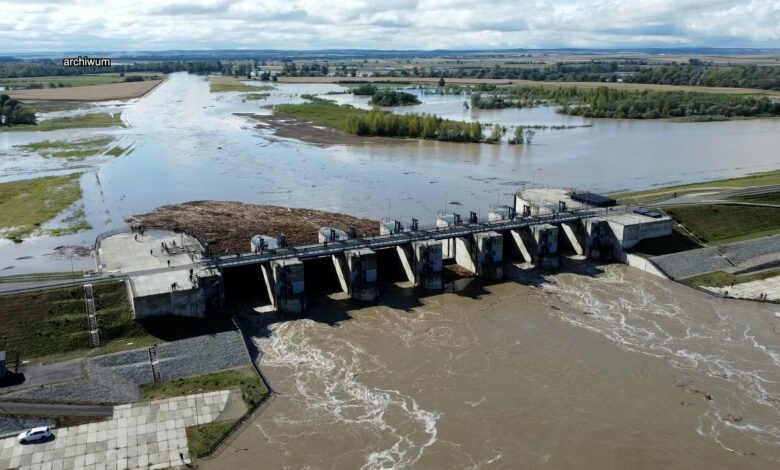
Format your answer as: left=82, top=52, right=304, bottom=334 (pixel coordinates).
left=548, top=264, right=780, bottom=458
left=256, top=319, right=440, bottom=469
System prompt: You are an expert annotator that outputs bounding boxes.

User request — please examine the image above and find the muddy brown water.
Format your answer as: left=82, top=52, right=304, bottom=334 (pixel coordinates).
left=203, top=263, right=780, bottom=469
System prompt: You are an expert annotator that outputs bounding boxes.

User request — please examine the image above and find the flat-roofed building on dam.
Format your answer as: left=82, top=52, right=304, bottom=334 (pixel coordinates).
left=96, top=230, right=224, bottom=319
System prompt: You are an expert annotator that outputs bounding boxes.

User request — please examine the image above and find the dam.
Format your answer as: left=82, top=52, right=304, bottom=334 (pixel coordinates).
left=95, top=190, right=673, bottom=316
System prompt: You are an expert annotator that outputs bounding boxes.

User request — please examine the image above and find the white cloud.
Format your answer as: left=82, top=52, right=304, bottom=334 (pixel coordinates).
left=0, top=0, right=777, bottom=52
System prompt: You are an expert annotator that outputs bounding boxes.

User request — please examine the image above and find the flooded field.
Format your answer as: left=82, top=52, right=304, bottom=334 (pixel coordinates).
left=205, top=264, right=780, bottom=469
left=1, top=72, right=780, bottom=273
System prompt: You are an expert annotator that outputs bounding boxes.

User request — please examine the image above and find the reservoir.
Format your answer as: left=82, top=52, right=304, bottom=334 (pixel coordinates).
left=1, top=72, right=780, bottom=273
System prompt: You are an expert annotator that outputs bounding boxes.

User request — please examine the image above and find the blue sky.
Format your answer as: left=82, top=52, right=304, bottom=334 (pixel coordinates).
left=0, top=0, right=778, bottom=52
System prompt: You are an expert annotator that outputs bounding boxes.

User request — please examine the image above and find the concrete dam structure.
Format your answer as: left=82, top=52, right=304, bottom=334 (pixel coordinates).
left=95, top=189, right=673, bottom=317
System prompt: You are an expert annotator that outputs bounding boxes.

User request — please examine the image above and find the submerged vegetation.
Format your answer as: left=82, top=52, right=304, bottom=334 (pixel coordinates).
left=469, top=86, right=780, bottom=120
left=369, top=90, right=421, bottom=106
left=17, top=137, right=114, bottom=159
left=0, top=112, right=123, bottom=132
left=0, top=173, right=84, bottom=241
left=275, top=99, right=484, bottom=142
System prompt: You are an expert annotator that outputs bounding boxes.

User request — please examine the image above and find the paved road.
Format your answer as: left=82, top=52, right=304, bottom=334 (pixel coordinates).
left=0, top=402, right=113, bottom=417
left=652, top=184, right=780, bottom=207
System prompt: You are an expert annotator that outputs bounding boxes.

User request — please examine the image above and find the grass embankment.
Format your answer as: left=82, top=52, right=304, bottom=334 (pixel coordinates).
left=208, top=76, right=273, bottom=93
left=0, top=113, right=123, bottom=132
left=610, top=170, right=780, bottom=203
left=25, top=102, right=89, bottom=113
left=682, top=268, right=780, bottom=288
left=16, top=138, right=114, bottom=159
left=731, top=191, right=780, bottom=205
left=140, top=365, right=269, bottom=458
left=0, top=174, right=83, bottom=241
left=0, top=281, right=236, bottom=364
left=663, top=205, right=780, bottom=245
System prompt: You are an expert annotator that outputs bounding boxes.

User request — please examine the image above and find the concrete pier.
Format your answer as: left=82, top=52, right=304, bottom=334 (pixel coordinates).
left=270, top=258, right=306, bottom=314
left=412, top=240, right=444, bottom=290
left=454, top=232, right=504, bottom=279
left=345, top=248, right=378, bottom=301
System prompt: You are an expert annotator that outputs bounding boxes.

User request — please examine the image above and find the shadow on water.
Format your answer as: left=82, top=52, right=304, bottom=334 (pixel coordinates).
left=228, top=257, right=608, bottom=341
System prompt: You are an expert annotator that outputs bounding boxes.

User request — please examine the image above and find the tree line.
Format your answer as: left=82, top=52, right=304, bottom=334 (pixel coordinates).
left=346, top=111, right=483, bottom=142
left=0, top=60, right=223, bottom=79
left=0, top=95, right=36, bottom=126
left=467, top=86, right=780, bottom=119
left=369, top=90, right=421, bottom=106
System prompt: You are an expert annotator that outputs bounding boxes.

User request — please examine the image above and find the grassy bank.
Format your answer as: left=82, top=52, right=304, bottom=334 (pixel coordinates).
left=208, top=76, right=272, bottom=93
left=731, top=191, right=780, bottom=205
left=682, top=268, right=780, bottom=288
left=663, top=205, right=780, bottom=245
left=140, top=365, right=269, bottom=458
left=610, top=170, right=780, bottom=203
left=16, top=138, right=114, bottom=159
left=0, top=113, right=123, bottom=132
left=274, top=99, right=484, bottom=142
left=0, top=173, right=83, bottom=241
left=0, top=281, right=236, bottom=363
left=140, top=366, right=267, bottom=406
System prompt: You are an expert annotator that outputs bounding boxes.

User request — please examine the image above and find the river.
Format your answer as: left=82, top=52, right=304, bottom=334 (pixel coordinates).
left=204, top=263, right=780, bottom=469
left=2, top=74, right=780, bottom=468
left=1, top=72, right=780, bottom=273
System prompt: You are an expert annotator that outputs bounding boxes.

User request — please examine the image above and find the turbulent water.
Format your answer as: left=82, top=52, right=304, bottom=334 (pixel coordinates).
left=205, top=264, right=780, bottom=469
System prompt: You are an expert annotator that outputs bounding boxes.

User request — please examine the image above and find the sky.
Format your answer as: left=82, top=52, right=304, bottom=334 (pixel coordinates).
left=0, top=0, right=778, bottom=52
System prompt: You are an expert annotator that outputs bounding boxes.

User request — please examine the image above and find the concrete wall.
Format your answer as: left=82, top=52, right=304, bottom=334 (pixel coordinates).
left=345, top=248, right=378, bottom=301
left=413, top=240, right=444, bottom=290
left=132, top=287, right=207, bottom=320
left=621, top=252, right=671, bottom=280
left=607, top=217, right=673, bottom=250
left=271, top=258, right=305, bottom=313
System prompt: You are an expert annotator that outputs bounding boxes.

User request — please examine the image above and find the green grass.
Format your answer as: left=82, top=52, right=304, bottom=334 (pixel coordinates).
left=1, top=75, right=124, bottom=89
left=0, top=113, right=123, bottom=132
left=25, top=102, right=89, bottom=113
left=731, top=191, right=780, bottom=205
left=274, top=101, right=368, bottom=132
left=0, top=281, right=236, bottom=364
left=140, top=365, right=268, bottom=407
left=682, top=268, right=780, bottom=288
left=106, top=145, right=131, bottom=157
left=210, top=83, right=273, bottom=93
left=16, top=138, right=114, bottom=159
left=663, top=204, right=780, bottom=245
left=610, top=170, right=780, bottom=203
left=187, top=420, right=237, bottom=458
left=0, top=174, right=83, bottom=241
left=141, top=365, right=269, bottom=458
left=244, top=93, right=270, bottom=100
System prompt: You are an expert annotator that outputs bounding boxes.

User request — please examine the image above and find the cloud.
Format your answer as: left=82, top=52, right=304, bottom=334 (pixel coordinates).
left=0, top=0, right=777, bottom=52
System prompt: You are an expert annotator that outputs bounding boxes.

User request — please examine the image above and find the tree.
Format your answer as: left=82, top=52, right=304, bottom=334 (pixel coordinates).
left=438, top=76, right=445, bottom=87
left=524, top=129, right=536, bottom=145
left=509, top=126, right=524, bottom=144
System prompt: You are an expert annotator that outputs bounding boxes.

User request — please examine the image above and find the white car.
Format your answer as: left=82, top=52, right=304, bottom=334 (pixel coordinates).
left=17, top=427, right=53, bottom=444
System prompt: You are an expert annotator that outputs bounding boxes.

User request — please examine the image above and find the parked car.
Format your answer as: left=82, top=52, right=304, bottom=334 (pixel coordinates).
left=17, top=427, right=52, bottom=444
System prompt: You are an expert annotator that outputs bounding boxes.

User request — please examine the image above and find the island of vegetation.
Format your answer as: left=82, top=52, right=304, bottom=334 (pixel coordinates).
left=369, top=89, right=421, bottom=106
left=470, top=86, right=780, bottom=120
left=274, top=97, right=485, bottom=142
